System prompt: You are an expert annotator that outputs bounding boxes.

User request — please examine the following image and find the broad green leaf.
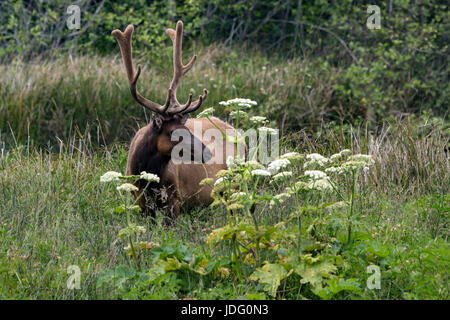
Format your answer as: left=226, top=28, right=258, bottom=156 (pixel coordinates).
left=294, top=257, right=337, bottom=288
left=249, top=263, right=291, bottom=297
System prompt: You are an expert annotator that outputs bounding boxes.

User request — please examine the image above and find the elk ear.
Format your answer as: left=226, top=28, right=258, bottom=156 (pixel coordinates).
left=153, top=116, right=164, bottom=132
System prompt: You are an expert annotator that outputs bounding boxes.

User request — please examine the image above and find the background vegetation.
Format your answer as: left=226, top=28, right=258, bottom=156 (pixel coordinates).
left=0, top=0, right=448, bottom=299
left=1, top=0, right=448, bottom=146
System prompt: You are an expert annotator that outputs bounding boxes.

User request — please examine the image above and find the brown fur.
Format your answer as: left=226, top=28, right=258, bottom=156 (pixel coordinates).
left=112, top=21, right=243, bottom=219
left=127, top=116, right=243, bottom=218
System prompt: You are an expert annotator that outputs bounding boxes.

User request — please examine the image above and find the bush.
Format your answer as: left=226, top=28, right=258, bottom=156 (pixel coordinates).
left=1, top=0, right=448, bottom=128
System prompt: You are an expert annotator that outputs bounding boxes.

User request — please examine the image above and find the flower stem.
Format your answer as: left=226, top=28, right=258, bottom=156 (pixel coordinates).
left=346, top=171, right=356, bottom=245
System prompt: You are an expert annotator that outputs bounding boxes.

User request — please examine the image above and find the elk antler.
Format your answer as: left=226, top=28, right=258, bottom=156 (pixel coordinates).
left=165, top=21, right=208, bottom=115
left=112, top=25, right=170, bottom=115
left=112, top=21, right=208, bottom=117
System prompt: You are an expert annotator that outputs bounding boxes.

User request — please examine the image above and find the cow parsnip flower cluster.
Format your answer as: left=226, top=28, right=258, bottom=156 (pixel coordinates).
left=258, top=127, right=278, bottom=135
left=329, top=149, right=351, bottom=161
left=98, top=95, right=378, bottom=291
left=230, top=110, right=248, bottom=119
left=226, top=155, right=245, bottom=170
left=268, top=158, right=291, bottom=174
left=197, top=107, right=215, bottom=118
left=269, top=192, right=292, bottom=208
left=209, top=145, right=374, bottom=217
left=251, top=169, right=272, bottom=177
left=99, top=170, right=162, bottom=267
left=100, top=171, right=161, bottom=186
left=140, top=171, right=160, bottom=183
left=249, top=116, right=268, bottom=125
left=100, top=171, right=122, bottom=182
left=325, top=154, right=374, bottom=175
left=207, top=142, right=374, bottom=285
left=307, top=178, right=332, bottom=191
left=116, top=183, right=138, bottom=192
left=303, top=153, right=329, bottom=168
left=123, top=241, right=160, bottom=257
left=272, top=171, right=293, bottom=181
left=280, top=152, right=302, bottom=160
left=219, top=98, right=257, bottom=107
left=304, top=170, right=328, bottom=180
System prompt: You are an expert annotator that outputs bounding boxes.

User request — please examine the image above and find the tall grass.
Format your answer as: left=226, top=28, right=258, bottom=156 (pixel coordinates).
left=283, top=119, right=449, bottom=194
left=0, top=45, right=339, bottom=147
left=0, top=117, right=448, bottom=298
left=0, top=48, right=448, bottom=299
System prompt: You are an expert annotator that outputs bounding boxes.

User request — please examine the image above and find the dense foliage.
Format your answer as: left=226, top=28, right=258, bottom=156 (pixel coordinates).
left=1, top=106, right=448, bottom=299
left=1, top=0, right=448, bottom=140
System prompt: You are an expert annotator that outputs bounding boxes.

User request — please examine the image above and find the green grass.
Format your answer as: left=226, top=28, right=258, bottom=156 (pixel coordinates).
left=0, top=48, right=448, bottom=299
left=0, top=46, right=365, bottom=148
left=0, top=117, right=448, bottom=299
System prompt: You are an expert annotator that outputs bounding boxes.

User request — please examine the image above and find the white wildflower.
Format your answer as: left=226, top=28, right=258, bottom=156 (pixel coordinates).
left=330, top=153, right=342, bottom=161
left=100, top=171, right=122, bottom=183
left=268, top=158, right=290, bottom=174
left=136, top=225, right=146, bottom=233
left=237, top=103, right=252, bottom=109
left=330, top=149, right=352, bottom=161
left=304, top=170, right=328, bottom=180
left=196, top=107, right=215, bottom=118
left=325, top=166, right=344, bottom=175
left=307, top=178, right=332, bottom=191
left=303, top=153, right=329, bottom=168
left=230, top=110, right=247, bottom=119
left=140, top=171, right=160, bottom=183
left=230, top=192, right=247, bottom=200
left=219, top=98, right=257, bottom=106
left=270, top=192, right=291, bottom=207
left=249, top=116, right=268, bottom=125
left=251, top=169, right=272, bottom=177
left=242, top=160, right=263, bottom=168
left=226, top=156, right=244, bottom=169
left=226, top=156, right=238, bottom=169
left=280, top=152, right=300, bottom=159
left=306, top=153, right=329, bottom=163
left=272, top=171, right=293, bottom=181
left=116, top=183, right=138, bottom=192
left=340, top=160, right=370, bottom=172
left=214, top=177, right=225, bottom=186
left=275, top=193, right=291, bottom=201
left=258, top=127, right=278, bottom=135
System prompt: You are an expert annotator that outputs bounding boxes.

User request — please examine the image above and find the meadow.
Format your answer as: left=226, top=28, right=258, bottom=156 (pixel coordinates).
left=0, top=48, right=448, bottom=299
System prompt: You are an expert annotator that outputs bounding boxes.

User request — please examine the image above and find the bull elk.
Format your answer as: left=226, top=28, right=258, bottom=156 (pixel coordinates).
left=112, top=21, right=243, bottom=219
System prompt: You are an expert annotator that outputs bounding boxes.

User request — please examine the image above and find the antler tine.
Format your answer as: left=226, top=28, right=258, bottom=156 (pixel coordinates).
left=112, top=25, right=170, bottom=115
left=165, top=21, right=206, bottom=115
left=182, top=89, right=208, bottom=115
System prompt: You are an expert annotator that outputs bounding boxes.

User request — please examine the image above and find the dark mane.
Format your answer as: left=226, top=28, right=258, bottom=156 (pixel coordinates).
left=129, top=124, right=171, bottom=188
left=127, top=124, right=173, bottom=215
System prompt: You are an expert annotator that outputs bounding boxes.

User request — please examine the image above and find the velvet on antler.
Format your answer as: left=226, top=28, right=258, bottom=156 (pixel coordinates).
left=111, top=21, right=207, bottom=116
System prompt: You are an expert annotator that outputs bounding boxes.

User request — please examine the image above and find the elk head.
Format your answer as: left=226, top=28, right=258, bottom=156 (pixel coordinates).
left=112, top=21, right=211, bottom=163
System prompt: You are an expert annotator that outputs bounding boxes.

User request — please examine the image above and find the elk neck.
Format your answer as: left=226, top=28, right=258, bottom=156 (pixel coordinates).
left=130, top=124, right=171, bottom=188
